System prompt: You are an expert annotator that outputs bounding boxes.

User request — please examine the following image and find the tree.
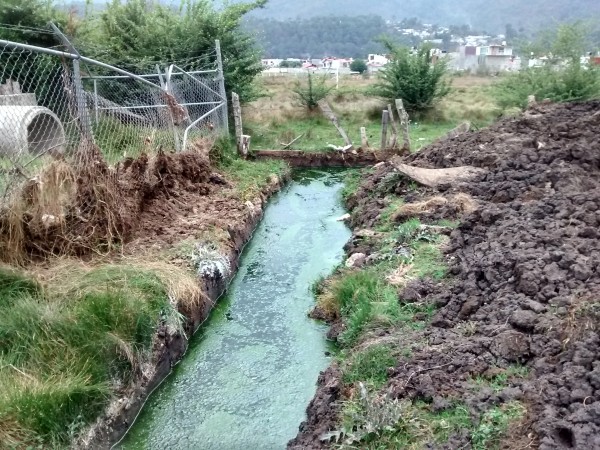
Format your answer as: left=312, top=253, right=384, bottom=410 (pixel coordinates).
left=77, top=0, right=267, bottom=103
left=279, top=60, right=302, bottom=68
left=350, top=59, right=368, bottom=74
left=372, top=40, right=450, bottom=114
left=292, top=73, right=333, bottom=111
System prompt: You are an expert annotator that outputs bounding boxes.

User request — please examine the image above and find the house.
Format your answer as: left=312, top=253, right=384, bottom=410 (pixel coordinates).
left=261, top=59, right=283, bottom=67
left=367, top=54, right=389, bottom=66
left=321, top=57, right=353, bottom=71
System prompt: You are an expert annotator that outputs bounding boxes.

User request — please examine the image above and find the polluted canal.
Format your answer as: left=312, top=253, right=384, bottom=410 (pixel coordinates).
left=119, top=169, right=352, bottom=449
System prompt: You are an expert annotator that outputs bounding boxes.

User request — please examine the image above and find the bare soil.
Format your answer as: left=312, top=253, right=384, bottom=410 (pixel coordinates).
left=291, top=100, right=600, bottom=449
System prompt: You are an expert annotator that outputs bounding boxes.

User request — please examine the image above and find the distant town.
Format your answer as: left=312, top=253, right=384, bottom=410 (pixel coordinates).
left=260, top=21, right=600, bottom=75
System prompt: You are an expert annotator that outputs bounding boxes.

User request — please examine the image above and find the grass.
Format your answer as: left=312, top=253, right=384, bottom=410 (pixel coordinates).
left=340, top=169, right=363, bottom=203
left=316, top=265, right=438, bottom=347
left=342, top=345, right=396, bottom=389
left=220, top=157, right=288, bottom=201
left=243, top=75, right=501, bottom=152
left=0, top=263, right=190, bottom=447
left=472, top=365, right=531, bottom=393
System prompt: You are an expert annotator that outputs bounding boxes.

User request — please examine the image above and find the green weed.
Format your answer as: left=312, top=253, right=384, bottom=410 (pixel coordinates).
left=472, top=402, right=526, bottom=450
left=333, top=387, right=473, bottom=449
left=409, top=242, right=447, bottom=280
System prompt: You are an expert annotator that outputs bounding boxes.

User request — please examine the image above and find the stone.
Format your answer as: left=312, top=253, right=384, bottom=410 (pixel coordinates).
left=345, top=253, right=367, bottom=268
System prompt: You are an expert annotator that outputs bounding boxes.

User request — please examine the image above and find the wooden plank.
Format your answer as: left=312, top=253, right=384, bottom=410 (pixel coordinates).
left=360, top=127, right=369, bottom=149
left=380, top=110, right=389, bottom=151
left=317, top=99, right=353, bottom=148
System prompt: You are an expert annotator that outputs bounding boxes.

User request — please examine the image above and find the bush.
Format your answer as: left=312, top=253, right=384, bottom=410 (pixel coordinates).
left=350, top=59, right=368, bottom=74
left=494, top=64, right=600, bottom=109
left=372, top=41, right=450, bottom=114
left=292, top=73, right=334, bottom=111
left=495, top=23, right=600, bottom=109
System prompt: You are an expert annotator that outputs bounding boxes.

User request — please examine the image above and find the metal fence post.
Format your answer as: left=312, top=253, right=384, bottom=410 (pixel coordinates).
left=93, top=79, right=99, bottom=124
left=49, top=22, right=93, bottom=141
left=215, top=39, right=229, bottom=136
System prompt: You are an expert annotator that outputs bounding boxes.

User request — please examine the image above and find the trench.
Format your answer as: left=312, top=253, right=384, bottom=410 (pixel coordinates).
left=119, top=169, right=351, bottom=449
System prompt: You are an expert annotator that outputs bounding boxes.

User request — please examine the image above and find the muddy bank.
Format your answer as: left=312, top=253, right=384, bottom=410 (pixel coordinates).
left=291, top=100, right=600, bottom=449
left=73, top=152, right=288, bottom=448
left=253, top=149, right=398, bottom=167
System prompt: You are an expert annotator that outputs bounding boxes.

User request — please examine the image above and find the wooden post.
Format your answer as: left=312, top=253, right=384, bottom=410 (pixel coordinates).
left=232, top=92, right=246, bottom=158
left=380, top=110, right=389, bottom=151
left=317, top=99, right=353, bottom=149
left=395, top=99, right=411, bottom=152
left=360, top=127, right=369, bottom=149
left=387, top=103, right=399, bottom=149
left=240, top=135, right=251, bottom=157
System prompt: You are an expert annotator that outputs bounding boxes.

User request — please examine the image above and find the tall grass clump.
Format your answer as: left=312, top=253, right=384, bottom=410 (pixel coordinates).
left=319, top=270, right=398, bottom=346
left=0, top=265, right=174, bottom=447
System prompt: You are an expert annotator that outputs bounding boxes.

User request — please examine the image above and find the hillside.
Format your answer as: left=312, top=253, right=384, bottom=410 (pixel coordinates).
left=248, top=0, right=600, bottom=33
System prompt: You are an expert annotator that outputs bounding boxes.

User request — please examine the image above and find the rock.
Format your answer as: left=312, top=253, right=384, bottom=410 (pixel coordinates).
left=355, top=229, right=376, bottom=238
left=510, top=309, right=538, bottom=331
left=345, top=253, right=367, bottom=268
left=336, top=213, right=351, bottom=222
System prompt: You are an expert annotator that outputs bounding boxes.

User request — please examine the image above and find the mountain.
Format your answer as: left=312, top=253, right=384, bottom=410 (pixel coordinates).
left=249, top=0, right=600, bottom=34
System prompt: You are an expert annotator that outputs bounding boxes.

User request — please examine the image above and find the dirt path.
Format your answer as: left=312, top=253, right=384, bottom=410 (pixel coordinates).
left=291, top=100, right=600, bottom=449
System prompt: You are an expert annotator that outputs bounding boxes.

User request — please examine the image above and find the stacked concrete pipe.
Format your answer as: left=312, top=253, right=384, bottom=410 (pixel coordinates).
left=0, top=101, right=66, bottom=156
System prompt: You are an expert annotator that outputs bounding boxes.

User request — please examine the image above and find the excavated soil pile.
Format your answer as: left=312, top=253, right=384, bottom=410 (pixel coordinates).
left=295, top=100, right=600, bottom=449
left=0, top=143, right=233, bottom=259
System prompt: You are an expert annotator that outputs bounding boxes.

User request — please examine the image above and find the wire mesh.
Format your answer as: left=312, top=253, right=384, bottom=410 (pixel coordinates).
left=0, top=42, right=81, bottom=201
left=0, top=34, right=228, bottom=204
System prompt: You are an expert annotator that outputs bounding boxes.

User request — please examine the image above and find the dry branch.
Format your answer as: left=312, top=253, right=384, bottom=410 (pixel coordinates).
left=318, top=99, right=353, bottom=149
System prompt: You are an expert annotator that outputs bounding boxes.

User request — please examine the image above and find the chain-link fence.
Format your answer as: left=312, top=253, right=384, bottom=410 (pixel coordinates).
left=0, top=27, right=228, bottom=202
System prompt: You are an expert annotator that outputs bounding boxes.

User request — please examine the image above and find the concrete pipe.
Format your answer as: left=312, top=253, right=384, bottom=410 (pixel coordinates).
left=0, top=105, right=66, bottom=156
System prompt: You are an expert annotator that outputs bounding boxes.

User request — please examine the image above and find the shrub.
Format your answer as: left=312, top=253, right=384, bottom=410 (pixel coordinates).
left=350, top=59, right=368, bottom=74
left=494, top=63, right=600, bottom=109
left=372, top=41, right=450, bottom=114
left=495, top=23, right=600, bottom=109
left=292, top=73, right=334, bottom=111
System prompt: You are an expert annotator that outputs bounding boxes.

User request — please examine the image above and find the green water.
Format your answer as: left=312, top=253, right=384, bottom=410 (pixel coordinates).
left=119, top=169, right=351, bottom=450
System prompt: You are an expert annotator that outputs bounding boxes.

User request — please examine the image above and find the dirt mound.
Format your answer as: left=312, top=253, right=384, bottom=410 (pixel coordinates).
left=296, top=100, right=600, bottom=449
left=0, top=142, right=216, bottom=261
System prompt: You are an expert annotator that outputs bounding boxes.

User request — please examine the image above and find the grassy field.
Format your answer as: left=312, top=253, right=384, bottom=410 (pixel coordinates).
left=243, top=74, right=500, bottom=152
left=0, top=261, right=203, bottom=447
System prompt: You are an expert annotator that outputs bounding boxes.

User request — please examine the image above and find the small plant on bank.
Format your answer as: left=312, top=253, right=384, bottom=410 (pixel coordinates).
left=372, top=40, right=451, bottom=115
left=292, top=73, right=334, bottom=111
